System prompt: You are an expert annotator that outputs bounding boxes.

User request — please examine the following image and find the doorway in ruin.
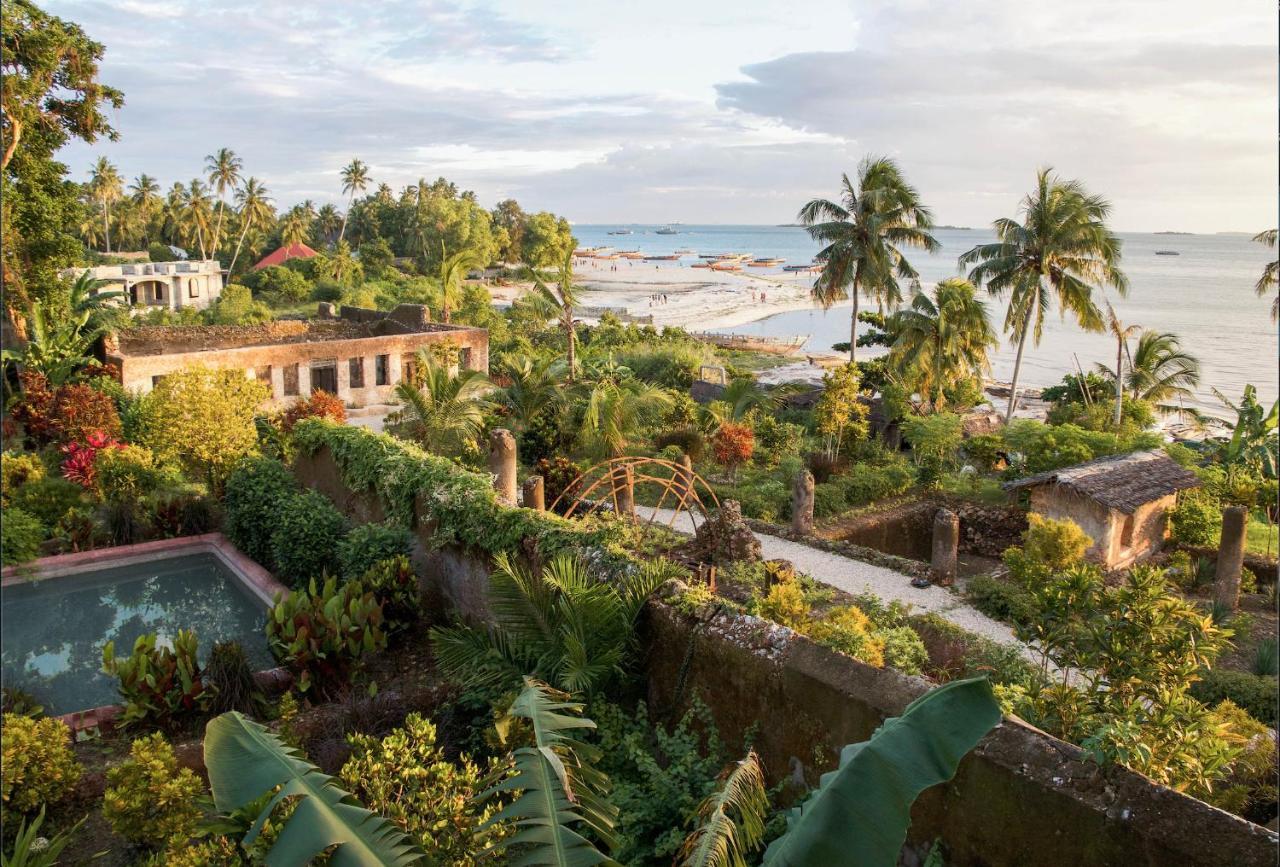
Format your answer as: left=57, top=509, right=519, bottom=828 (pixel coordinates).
left=310, top=359, right=338, bottom=395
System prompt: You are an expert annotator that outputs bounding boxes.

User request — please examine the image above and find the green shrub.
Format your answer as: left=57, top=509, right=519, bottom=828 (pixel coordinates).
left=716, top=477, right=788, bottom=522
left=750, top=582, right=809, bottom=630
left=337, top=522, right=414, bottom=580
left=266, top=576, right=386, bottom=696
left=967, top=574, right=1040, bottom=625
left=269, top=490, right=347, bottom=587
left=1253, top=638, right=1279, bottom=677
left=812, top=481, right=848, bottom=518
left=1, top=714, right=82, bottom=823
left=1021, top=514, right=1092, bottom=569
left=806, top=605, right=884, bottom=667
left=93, top=444, right=178, bottom=503
left=1189, top=670, right=1278, bottom=726
left=1169, top=494, right=1219, bottom=547
left=339, top=713, right=503, bottom=865
left=1, top=507, right=44, bottom=565
left=880, top=626, right=929, bottom=675
left=360, top=556, right=421, bottom=633
left=246, top=264, right=312, bottom=303
left=204, top=641, right=264, bottom=716
left=101, top=630, right=209, bottom=730
left=9, top=476, right=83, bottom=528
left=842, top=460, right=915, bottom=506
left=102, top=733, right=204, bottom=849
left=1, top=452, right=45, bottom=507
left=223, top=456, right=297, bottom=566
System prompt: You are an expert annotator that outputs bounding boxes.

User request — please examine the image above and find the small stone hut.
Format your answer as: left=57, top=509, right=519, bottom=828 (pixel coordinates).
left=1003, top=450, right=1201, bottom=570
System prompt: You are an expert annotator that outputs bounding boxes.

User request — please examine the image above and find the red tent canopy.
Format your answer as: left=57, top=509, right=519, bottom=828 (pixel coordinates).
left=252, top=242, right=319, bottom=271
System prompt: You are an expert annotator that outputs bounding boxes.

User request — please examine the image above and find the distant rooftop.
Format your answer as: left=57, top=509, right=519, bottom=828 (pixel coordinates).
left=253, top=242, right=318, bottom=271
left=73, top=260, right=222, bottom=279
left=1003, top=450, right=1201, bottom=514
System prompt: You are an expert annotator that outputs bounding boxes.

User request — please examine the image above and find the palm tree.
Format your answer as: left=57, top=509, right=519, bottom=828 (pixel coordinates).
left=531, top=247, right=580, bottom=379
left=1254, top=229, right=1278, bottom=321
left=888, top=278, right=998, bottom=412
left=959, top=168, right=1128, bottom=422
left=1100, top=302, right=1141, bottom=427
left=183, top=179, right=214, bottom=260
left=205, top=148, right=242, bottom=257
left=1110, top=329, right=1201, bottom=407
left=277, top=207, right=310, bottom=247
left=497, top=355, right=564, bottom=433
left=320, top=239, right=358, bottom=286
left=161, top=182, right=188, bottom=249
left=129, top=173, right=162, bottom=241
left=313, top=204, right=341, bottom=248
left=798, top=158, right=940, bottom=364
left=87, top=157, right=123, bottom=253
left=68, top=270, right=126, bottom=331
left=338, top=158, right=370, bottom=243
left=228, top=178, right=272, bottom=275
left=386, top=351, right=491, bottom=457
left=435, top=243, right=481, bottom=323
left=581, top=377, right=673, bottom=460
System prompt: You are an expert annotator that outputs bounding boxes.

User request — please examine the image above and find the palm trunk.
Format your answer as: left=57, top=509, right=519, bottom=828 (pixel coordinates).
left=1113, top=337, right=1124, bottom=428
left=103, top=197, right=111, bottom=254
left=212, top=200, right=225, bottom=259
left=565, top=305, right=576, bottom=381
left=848, top=282, right=859, bottom=365
left=1006, top=317, right=1031, bottom=423
left=338, top=194, right=352, bottom=243
left=228, top=217, right=252, bottom=275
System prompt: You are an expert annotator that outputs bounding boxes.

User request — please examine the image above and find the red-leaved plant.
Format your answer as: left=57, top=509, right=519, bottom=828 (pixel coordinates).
left=61, top=430, right=123, bottom=488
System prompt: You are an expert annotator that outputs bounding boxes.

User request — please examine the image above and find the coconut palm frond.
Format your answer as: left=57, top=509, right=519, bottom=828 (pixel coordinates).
left=678, top=751, right=768, bottom=867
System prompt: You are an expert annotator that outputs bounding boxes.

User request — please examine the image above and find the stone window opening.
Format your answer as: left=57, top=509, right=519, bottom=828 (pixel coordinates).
left=283, top=363, right=299, bottom=396
left=1120, top=514, right=1135, bottom=548
left=375, top=354, right=389, bottom=386
left=254, top=365, right=273, bottom=398
left=188, top=278, right=200, bottom=298
left=459, top=347, right=472, bottom=370
left=311, top=359, right=338, bottom=395
left=349, top=357, right=365, bottom=389
left=401, top=353, right=416, bottom=385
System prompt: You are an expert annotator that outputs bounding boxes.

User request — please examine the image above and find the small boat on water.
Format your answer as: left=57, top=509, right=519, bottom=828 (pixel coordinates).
left=644, top=254, right=681, bottom=261
left=620, top=251, right=645, bottom=259
left=1155, top=250, right=1180, bottom=256
left=694, top=332, right=808, bottom=356
left=748, top=258, right=785, bottom=267
left=674, top=248, right=695, bottom=254
left=656, top=226, right=679, bottom=235
left=608, top=229, right=634, bottom=235
left=782, top=263, right=822, bottom=272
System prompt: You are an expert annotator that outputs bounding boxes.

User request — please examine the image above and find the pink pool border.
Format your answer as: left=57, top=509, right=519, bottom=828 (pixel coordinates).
left=2, top=533, right=292, bottom=731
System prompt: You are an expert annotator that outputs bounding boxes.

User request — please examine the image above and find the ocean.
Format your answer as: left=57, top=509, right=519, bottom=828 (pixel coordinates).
left=572, top=224, right=1278, bottom=417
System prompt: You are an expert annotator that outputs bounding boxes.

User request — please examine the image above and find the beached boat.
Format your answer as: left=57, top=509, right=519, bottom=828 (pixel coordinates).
left=693, top=332, right=808, bottom=356
left=1155, top=250, right=1180, bottom=256
left=690, top=262, right=712, bottom=269
left=782, top=263, right=821, bottom=272
left=748, top=258, right=785, bottom=267
left=710, top=262, right=742, bottom=271
left=644, top=254, right=680, bottom=261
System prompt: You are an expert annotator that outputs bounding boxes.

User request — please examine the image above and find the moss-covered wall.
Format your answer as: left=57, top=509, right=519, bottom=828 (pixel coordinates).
left=640, top=602, right=1279, bottom=867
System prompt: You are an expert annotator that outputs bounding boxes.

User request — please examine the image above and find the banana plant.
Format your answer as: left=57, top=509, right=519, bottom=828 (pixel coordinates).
left=203, top=711, right=423, bottom=866
left=762, top=677, right=1001, bottom=867
left=1213, top=385, right=1278, bottom=480
left=473, top=677, right=620, bottom=866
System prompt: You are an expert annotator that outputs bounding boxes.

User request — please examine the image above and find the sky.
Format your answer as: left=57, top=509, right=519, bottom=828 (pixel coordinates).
left=50, top=0, right=1279, bottom=232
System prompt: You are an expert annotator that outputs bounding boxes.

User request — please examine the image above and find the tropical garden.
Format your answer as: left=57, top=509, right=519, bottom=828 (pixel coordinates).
left=2, top=2, right=1279, bottom=865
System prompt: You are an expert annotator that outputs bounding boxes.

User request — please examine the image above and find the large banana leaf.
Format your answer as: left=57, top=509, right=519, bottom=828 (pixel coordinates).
left=203, top=711, right=423, bottom=867
left=763, top=677, right=1001, bottom=867
left=475, top=677, right=620, bottom=866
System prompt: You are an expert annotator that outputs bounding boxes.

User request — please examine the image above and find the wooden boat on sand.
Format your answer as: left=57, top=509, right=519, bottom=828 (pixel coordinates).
left=693, top=332, right=808, bottom=355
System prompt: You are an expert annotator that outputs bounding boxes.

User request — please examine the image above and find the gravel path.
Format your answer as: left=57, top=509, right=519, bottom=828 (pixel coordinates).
left=640, top=506, right=1030, bottom=654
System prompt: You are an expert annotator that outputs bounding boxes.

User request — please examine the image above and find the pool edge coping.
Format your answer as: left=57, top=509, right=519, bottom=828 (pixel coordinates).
left=2, top=534, right=293, bottom=731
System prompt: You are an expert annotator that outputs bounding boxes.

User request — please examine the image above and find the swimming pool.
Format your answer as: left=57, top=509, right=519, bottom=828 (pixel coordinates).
left=1, top=542, right=280, bottom=716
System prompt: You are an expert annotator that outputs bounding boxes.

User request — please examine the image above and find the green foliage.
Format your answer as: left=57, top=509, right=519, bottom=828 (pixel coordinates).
left=432, top=551, right=676, bottom=695
left=203, top=711, right=423, bottom=865
left=840, top=459, right=916, bottom=506
left=223, top=456, right=296, bottom=567
left=0, top=715, right=82, bottom=824
left=813, top=364, right=869, bottom=458
left=205, top=283, right=272, bottom=325
left=1001, top=419, right=1161, bottom=476
left=269, top=489, right=347, bottom=587
left=811, top=482, right=847, bottom=519
left=340, top=713, right=504, bottom=865
left=1, top=808, right=84, bottom=867
left=337, top=522, right=414, bottom=581
left=102, top=733, right=204, bottom=849
left=1253, top=637, right=1278, bottom=677
left=1, top=452, right=45, bottom=506
left=101, top=629, right=210, bottom=730
left=966, top=574, right=1039, bottom=625
left=266, top=576, right=387, bottom=696
left=1203, top=700, right=1279, bottom=817
left=879, top=626, right=930, bottom=676
left=749, top=583, right=809, bottom=630
left=763, top=678, right=1001, bottom=867
left=806, top=606, right=885, bottom=667
left=204, top=641, right=265, bottom=717
left=137, top=367, right=269, bottom=487
left=1020, top=514, right=1092, bottom=570
left=92, top=443, right=177, bottom=503
left=676, top=751, right=768, bottom=867
left=474, top=678, right=619, bottom=865
left=1189, top=670, right=1278, bottom=727
left=901, top=413, right=964, bottom=469
left=245, top=264, right=311, bottom=303
left=618, top=343, right=710, bottom=389
left=1169, top=493, right=1220, bottom=547
left=359, top=556, right=420, bottom=634
left=1, top=506, right=44, bottom=564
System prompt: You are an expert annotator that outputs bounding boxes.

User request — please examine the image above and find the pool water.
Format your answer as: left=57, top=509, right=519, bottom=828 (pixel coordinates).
left=1, top=553, right=274, bottom=715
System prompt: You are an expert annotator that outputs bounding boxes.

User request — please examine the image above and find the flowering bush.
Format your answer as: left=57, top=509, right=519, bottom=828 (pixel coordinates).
left=282, top=389, right=347, bottom=432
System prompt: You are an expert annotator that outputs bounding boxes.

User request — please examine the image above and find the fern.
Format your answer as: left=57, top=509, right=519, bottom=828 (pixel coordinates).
left=475, top=678, right=620, bottom=866
left=678, top=751, right=768, bottom=867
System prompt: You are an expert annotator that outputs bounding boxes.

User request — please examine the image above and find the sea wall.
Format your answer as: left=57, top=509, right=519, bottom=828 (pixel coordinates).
left=640, top=601, right=1279, bottom=867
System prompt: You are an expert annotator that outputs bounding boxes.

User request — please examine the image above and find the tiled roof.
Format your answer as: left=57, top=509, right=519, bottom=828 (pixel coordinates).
left=1003, top=450, right=1201, bottom=513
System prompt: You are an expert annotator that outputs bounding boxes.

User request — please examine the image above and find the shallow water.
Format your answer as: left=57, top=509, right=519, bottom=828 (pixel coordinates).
left=574, top=225, right=1278, bottom=416
left=1, top=553, right=273, bottom=714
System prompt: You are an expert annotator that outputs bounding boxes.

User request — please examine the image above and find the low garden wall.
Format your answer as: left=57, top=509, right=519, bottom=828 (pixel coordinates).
left=1177, top=543, right=1279, bottom=584
left=640, top=601, right=1279, bottom=867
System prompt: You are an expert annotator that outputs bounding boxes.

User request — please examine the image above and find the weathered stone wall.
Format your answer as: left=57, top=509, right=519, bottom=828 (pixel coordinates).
left=640, top=602, right=1278, bottom=867
left=291, top=444, right=494, bottom=621
left=1178, top=545, right=1279, bottom=584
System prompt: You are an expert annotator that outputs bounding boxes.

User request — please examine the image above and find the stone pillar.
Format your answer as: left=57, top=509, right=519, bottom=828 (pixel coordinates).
left=388, top=353, right=403, bottom=387
left=336, top=357, right=352, bottom=402
left=270, top=366, right=285, bottom=403
left=930, top=508, right=960, bottom=586
left=792, top=470, right=815, bottom=535
left=1215, top=505, right=1249, bottom=611
left=675, top=454, right=694, bottom=506
left=488, top=429, right=518, bottom=506
left=615, top=464, right=635, bottom=518
left=522, top=475, right=545, bottom=511
left=297, top=364, right=312, bottom=398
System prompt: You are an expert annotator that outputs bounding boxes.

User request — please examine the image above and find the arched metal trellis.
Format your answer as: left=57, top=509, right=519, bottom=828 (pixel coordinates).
left=548, top=456, right=720, bottom=533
